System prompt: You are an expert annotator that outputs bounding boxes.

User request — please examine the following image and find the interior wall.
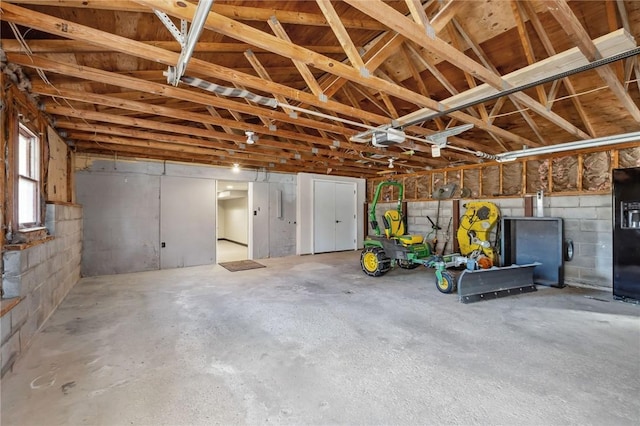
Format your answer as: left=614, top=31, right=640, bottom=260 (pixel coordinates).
left=77, top=172, right=160, bottom=276
left=221, top=197, right=248, bottom=245
left=269, top=182, right=297, bottom=258
left=296, top=173, right=366, bottom=255
left=217, top=202, right=226, bottom=239
left=75, top=156, right=297, bottom=274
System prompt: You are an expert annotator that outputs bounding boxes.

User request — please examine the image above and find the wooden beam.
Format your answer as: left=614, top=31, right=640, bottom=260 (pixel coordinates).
left=344, top=0, right=503, bottom=87
left=322, top=33, right=404, bottom=98
left=0, top=39, right=348, bottom=55
left=605, top=0, right=624, bottom=82
left=136, top=0, right=442, bottom=111
left=316, top=0, right=367, bottom=73
left=34, top=86, right=371, bottom=156
left=450, top=20, right=547, bottom=146
left=7, top=0, right=387, bottom=30
left=405, top=0, right=435, bottom=36
left=6, top=53, right=352, bottom=139
left=205, top=107, right=237, bottom=135
left=541, top=0, right=640, bottom=122
left=399, top=45, right=446, bottom=130
left=519, top=0, right=597, bottom=138
left=319, top=0, right=461, bottom=98
left=49, top=106, right=368, bottom=164
left=0, top=3, right=387, bottom=126
left=267, top=17, right=324, bottom=96
left=135, top=0, right=534, bottom=147
left=406, top=43, right=458, bottom=96
left=511, top=0, right=547, bottom=105
left=1, top=2, right=531, bottom=152
left=445, top=23, right=489, bottom=122
left=44, top=96, right=437, bottom=169
left=348, top=0, right=592, bottom=140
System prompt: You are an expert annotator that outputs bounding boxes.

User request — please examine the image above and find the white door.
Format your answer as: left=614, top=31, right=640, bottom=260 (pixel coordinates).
left=160, top=176, right=216, bottom=269
left=249, top=182, right=270, bottom=259
left=334, top=182, right=356, bottom=251
left=313, top=181, right=356, bottom=253
left=313, top=180, right=336, bottom=253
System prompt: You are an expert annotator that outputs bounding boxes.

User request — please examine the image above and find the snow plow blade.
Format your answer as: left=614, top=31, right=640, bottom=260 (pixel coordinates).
left=458, top=263, right=539, bottom=304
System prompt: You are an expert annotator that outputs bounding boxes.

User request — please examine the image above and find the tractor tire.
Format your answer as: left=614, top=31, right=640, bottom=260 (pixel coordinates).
left=361, top=247, right=391, bottom=277
left=399, top=260, right=420, bottom=269
left=436, top=271, right=457, bottom=294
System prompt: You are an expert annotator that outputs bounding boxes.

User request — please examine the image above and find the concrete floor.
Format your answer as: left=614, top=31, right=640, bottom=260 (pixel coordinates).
left=2, top=251, right=639, bottom=425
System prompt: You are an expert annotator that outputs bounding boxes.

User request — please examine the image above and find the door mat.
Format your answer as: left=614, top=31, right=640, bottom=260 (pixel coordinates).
left=219, top=260, right=266, bottom=272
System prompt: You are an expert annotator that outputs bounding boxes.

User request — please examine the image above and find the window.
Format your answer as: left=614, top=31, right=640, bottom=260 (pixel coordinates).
left=18, top=123, right=40, bottom=227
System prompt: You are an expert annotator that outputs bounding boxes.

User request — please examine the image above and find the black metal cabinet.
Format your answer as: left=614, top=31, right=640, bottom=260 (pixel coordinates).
left=501, top=217, right=565, bottom=287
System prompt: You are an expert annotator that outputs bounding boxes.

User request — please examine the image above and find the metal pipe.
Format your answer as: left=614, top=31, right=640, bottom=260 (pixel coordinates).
left=496, top=131, right=640, bottom=162
left=173, top=0, right=214, bottom=84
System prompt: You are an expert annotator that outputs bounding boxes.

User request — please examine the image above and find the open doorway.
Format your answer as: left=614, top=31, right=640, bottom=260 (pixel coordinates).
left=216, top=181, right=249, bottom=263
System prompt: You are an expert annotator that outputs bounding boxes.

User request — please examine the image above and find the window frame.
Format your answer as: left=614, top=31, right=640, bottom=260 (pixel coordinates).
left=16, top=121, right=42, bottom=230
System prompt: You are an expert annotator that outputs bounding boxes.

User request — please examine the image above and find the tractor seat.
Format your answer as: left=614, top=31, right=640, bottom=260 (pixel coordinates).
left=382, top=210, right=424, bottom=245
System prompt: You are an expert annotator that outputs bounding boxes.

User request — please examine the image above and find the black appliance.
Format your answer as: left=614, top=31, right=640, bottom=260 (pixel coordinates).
left=501, top=217, right=566, bottom=287
left=613, top=167, right=640, bottom=302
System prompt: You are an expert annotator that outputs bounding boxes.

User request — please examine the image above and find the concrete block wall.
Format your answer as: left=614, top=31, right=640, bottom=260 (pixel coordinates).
left=1, top=204, right=82, bottom=376
left=370, top=195, right=612, bottom=289
left=544, top=194, right=612, bottom=288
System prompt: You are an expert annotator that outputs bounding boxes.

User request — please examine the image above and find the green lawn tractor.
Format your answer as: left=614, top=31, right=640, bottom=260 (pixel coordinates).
left=360, top=180, right=433, bottom=277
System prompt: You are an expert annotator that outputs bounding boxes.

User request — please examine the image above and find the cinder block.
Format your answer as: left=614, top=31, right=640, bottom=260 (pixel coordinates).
left=564, top=219, right=581, bottom=231
left=578, top=243, right=611, bottom=258
left=46, top=203, right=56, bottom=221
left=19, top=315, right=38, bottom=351
left=33, top=262, right=50, bottom=285
left=579, top=268, right=612, bottom=287
left=549, top=196, right=579, bottom=208
left=597, top=208, right=613, bottom=220
left=571, top=231, right=611, bottom=245
left=21, top=269, right=39, bottom=295
left=414, top=217, right=428, bottom=225
left=27, top=244, right=45, bottom=270
left=568, top=255, right=596, bottom=269
left=580, top=219, right=611, bottom=232
left=28, top=287, right=42, bottom=316
left=564, top=265, right=581, bottom=279
left=2, top=275, right=22, bottom=299
left=3, top=251, right=27, bottom=275
left=10, top=300, right=27, bottom=332
left=579, top=195, right=611, bottom=207
left=562, top=207, right=598, bottom=219
left=1, top=314, right=12, bottom=345
left=1, top=330, right=20, bottom=376
left=496, top=198, right=523, bottom=208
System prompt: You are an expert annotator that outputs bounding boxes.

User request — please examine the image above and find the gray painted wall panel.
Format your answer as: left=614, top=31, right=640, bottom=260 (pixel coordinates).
left=77, top=172, right=160, bottom=276
left=269, top=182, right=297, bottom=258
left=160, top=176, right=216, bottom=269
